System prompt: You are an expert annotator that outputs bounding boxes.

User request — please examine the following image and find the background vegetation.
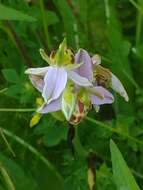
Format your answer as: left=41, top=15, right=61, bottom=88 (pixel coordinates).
left=0, top=0, right=143, bottom=189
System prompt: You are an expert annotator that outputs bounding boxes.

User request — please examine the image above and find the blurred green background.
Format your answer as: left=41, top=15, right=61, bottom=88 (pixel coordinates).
left=0, top=0, right=143, bottom=189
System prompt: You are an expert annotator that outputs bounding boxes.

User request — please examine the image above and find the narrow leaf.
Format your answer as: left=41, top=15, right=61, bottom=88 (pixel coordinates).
left=0, top=4, right=36, bottom=22
left=110, top=140, right=141, bottom=190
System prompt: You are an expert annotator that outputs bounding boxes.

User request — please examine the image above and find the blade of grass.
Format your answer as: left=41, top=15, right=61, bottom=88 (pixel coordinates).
left=129, top=0, right=143, bottom=15
left=0, top=129, right=16, bottom=157
left=0, top=162, right=16, bottom=190
left=39, top=0, right=52, bottom=50
left=0, top=127, right=64, bottom=185
left=0, top=108, right=35, bottom=112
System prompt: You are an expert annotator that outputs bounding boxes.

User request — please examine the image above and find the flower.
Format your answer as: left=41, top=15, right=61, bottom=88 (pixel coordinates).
left=25, top=39, right=92, bottom=114
left=75, top=49, right=129, bottom=103
left=74, top=49, right=115, bottom=107
left=25, top=40, right=129, bottom=125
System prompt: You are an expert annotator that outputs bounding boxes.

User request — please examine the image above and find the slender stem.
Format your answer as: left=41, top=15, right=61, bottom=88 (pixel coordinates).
left=129, top=0, right=143, bottom=15
left=0, top=108, right=35, bottom=112
left=86, top=116, right=143, bottom=146
left=5, top=21, right=33, bottom=67
left=135, top=0, right=143, bottom=46
left=73, top=126, right=88, bottom=158
left=0, top=162, right=16, bottom=190
left=0, top=127, right=63, bottom=184
left=0, top=129, right=16, bottom=157
left=136, top=11, right=142, bottom=46
left=39, top=0, right=52, bottom=50
left=104, top=0, right=110, bottom=24
left=0, top=88, right=7, bottom=94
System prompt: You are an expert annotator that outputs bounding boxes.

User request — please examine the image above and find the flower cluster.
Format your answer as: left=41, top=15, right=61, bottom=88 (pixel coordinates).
left=25, top=39, right=129, bottom=125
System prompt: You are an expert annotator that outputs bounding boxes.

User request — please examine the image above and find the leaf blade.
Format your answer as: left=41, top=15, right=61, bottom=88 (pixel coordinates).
left=110, top=140, right=141, bottom=190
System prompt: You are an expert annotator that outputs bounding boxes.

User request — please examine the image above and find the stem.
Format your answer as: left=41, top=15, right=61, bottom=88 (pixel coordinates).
left=0, top=128, right=16, bottom=157
left=73, top=126, right=88, bottom=158
left=104, top=0, right=110, bottom=24
left=0, top=88, right=7, bottom=94
left=86, top=116, right=143, bottom=146
left=0, top=162, right=16, bottom=190
left=136, top=10, right=142, bottom=46
left=0, top=127, right=63, bottom=184
left=135, top=0, right=143, bottom=47
left=5, top=21, right=33, bottom=67
left=129, top=0, right=143, bottom=15
left=0, top=108, right=35, bottom=112
left=39, top=0, right=52, bottom=50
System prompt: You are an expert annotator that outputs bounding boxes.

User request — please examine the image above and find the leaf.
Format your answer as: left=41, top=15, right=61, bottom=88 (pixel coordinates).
left=34, top=116, right=68, bottom=147
left=2, top=69, right=20, bottom=83
left=0, top=4, right=36, bottom=21
left=43, top=124, right=68, bottom=147
left=29, top=113, right=42, bottom=128
left=110, top=140, right=141, bottom=190
left=0, top=153, right=38, bottom=190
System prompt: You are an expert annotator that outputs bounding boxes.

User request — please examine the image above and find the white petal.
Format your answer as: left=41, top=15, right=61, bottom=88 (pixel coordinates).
left=25, top=67, right=49, bottom=76
left=67, top=71, right=92, bottom=87
left=42, top=66, right=67, bottom=103
left=37, top=98, right=61, bottom=113
left=29, top=75, right=44, bottom=92
left=111, top=73, right=129, bottom=102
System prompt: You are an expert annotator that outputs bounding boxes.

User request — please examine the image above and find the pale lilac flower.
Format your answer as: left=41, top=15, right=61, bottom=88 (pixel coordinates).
left=92, top=54, right=129, bottom=102
left=75, top=49, right=129, bottom=103
left=75, top=49, right=114, bottom=106
left=25, top=42, right=92, bottom=114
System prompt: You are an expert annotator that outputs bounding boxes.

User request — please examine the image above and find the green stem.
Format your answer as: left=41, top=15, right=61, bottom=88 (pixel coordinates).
left=0, top=108, right=35, bottom=112
left=0, top=88, right=7, bottom=94
left=0, top=127, right=63, bottom=184
left=86, top=116, right=143, bottom=146
left=73, top=127, right=88, bottom=158
left=39, top=0, right=52, bottom=50
left=0, top=162, right=16, bottom=190
left=135, top=0, right=143, bottom=46
left=0, top=129, right=16, bottom=157
left=129, top=0, right=143, bottom=14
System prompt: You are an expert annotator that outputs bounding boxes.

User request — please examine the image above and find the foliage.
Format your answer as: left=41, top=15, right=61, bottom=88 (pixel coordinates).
left=0, top=0, right=143, bottom=189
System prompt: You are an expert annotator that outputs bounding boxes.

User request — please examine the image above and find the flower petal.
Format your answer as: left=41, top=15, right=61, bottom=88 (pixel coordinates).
left=90, top=86, right=114, bottom=105
left=25, top=67, right=49, bottom=76
left=111, top=73, right=129, bottom=102
left=67, top=70, right=92, bottom=87
left=91, top=54, right=101, bottom=65
left=75, top=49, right=93, bottom=81
left=37, top=98, right=61, bottom=113
left=42, top=66, right=67, bottom=103
left=29, top=75, right=44, bottom=92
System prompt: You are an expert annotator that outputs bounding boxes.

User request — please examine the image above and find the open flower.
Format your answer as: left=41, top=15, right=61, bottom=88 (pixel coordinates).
left=25, top=39, right=92, bottom=113
left=75, top=49, right=129, bottom=103
left=75, top=49, right=114, bottom=107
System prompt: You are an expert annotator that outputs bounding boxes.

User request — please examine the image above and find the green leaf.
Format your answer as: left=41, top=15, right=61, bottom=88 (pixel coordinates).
left=0, top=4, right=36, bottom=21
left=0, top=153, right=38, bottom=190
left=43, top=124, right=68, bottom=147
left=110, top=140, right=141, bottom=190
left=2, top=69, right=20, bottom=83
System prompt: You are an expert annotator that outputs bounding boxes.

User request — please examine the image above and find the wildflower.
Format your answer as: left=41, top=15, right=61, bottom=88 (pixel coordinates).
left=25, top=39, right=92, bottom=114
left=75, top=49, right=129, bottom=103
left=75, top=49, right=115, bottom=106
left=92, top=53, right=129, bottom=101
